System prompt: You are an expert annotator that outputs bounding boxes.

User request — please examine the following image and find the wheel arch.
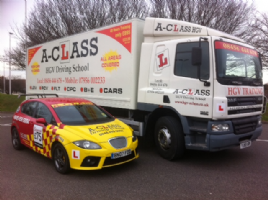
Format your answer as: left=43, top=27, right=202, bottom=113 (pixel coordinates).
left=51, top=141, right=62, bottom=153
left=145, top=107, right=187, bottom=139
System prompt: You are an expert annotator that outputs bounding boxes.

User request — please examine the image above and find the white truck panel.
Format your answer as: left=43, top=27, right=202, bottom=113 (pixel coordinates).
left=26, top=19, right=144, bottom=109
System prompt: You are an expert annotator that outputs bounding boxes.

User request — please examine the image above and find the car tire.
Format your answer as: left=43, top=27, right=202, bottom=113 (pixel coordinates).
left=52, top=143, right=70, bottom=174
left=154, top=116, right=185, bottom=160
left=11, top=127, right=24, bottom=150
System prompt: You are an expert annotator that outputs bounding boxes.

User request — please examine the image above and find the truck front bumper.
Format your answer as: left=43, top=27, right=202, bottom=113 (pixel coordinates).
left=208, top=125, right=262, bottom=151
left=185, top=115, right=262, bottom=151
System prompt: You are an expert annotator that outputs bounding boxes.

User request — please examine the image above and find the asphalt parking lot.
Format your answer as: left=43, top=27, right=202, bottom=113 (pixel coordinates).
left=1, top=112, right=268, bottom=200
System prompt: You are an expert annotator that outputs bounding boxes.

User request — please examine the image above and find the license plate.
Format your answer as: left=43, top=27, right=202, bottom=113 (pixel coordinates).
left=240, top=140, right=251, bottom=149
left=111, top=149, right=131, bottom=159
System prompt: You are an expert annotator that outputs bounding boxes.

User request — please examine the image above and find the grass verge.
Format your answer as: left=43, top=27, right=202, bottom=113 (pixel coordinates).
left=0, top=93, right=25, bottom=112
left=262, top=103, right=268, bottom=122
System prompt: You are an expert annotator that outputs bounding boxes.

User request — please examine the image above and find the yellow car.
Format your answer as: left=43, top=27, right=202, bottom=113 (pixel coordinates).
left=11, top=96, right=139, bottom=174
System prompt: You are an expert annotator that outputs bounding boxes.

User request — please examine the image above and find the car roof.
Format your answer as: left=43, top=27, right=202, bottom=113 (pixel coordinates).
left=26, top=97, right=93, bottom=106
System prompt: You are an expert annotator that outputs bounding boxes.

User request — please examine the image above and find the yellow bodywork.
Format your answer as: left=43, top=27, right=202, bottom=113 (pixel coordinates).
left=28, top=119, right=139, bottom=170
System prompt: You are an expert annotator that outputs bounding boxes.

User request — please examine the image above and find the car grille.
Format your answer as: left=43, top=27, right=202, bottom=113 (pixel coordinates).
left=227, top=96, right=262, bottom=115
left=109, top=137, right=127, bottom=149
left=103, top=151, right=135, bottom=166
left=231, top=116, right=258, bottom=134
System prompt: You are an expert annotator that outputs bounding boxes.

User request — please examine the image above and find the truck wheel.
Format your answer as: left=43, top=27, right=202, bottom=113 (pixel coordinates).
left=11, top=127, right=23, bottom=150
left=52, top=143, right=70, bottom=174
left=154, top=116, right=185, bottom=160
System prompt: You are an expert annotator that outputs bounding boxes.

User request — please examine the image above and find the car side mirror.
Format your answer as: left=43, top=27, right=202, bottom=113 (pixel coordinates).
left=36, top=118, right=47, bottom=126
left=191, top=47, right=202, bottom=66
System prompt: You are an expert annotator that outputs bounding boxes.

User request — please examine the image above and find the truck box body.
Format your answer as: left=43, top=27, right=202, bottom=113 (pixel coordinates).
left=26, top=18, right=144, bottom=109
left=26, top=17, right=265, bottom=159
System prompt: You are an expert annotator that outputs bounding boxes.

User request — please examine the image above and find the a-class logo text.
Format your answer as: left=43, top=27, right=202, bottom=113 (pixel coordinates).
left=64, top=87, right=76, bottom=92
left=41, top=37, right=98, bottom=63
left=99, top=88, right=122, bottom=94
left=155, top=23, right=202, bottom=33
left=173, top=89, right=210, bottom=96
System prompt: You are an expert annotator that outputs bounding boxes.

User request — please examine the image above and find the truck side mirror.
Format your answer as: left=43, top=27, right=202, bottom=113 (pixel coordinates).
left=191, top=47, right=202, bottom=66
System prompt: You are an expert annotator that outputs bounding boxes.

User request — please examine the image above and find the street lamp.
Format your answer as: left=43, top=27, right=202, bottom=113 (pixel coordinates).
left=0, top=56, right=7, bottom=93
left=3, top=58, right=6, bottom=93
left=9, top=32, right=13, bottom=95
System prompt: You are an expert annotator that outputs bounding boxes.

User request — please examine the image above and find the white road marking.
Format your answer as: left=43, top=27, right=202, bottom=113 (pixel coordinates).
left=0, top=116, right=12, bottom=118
left=256, top=139, right=268, bottom=142
left=0, top=124, right=11, bottom=126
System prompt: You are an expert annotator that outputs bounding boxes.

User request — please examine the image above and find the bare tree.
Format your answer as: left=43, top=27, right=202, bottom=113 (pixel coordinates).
left=7, top=0, right=149, bottom=70
left=242, top=12, right=268, bottom=69
left=7, top=0, right=267, bottom=72
left=149, top=0, right=255, bottom=36
left=149, top=0, right=268, bottom=69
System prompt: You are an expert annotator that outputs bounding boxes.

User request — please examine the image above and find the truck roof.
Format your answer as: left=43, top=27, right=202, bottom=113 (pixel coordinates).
left=143, top=17, right=244, bottom=43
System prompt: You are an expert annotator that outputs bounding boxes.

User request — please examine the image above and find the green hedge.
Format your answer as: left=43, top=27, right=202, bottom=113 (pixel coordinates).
left=0, top=93, right=25, bottom=112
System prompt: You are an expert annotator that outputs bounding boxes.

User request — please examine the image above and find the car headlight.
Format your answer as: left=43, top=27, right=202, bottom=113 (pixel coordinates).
left=73, top=140, right=101, bottom=149
left=211, top=124, right=229, bottom=132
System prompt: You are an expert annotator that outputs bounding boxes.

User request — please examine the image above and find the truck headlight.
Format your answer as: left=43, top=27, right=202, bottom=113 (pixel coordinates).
left=73, top=140, right=101, bottom=149
left=211, top=124, right=229, bottom=132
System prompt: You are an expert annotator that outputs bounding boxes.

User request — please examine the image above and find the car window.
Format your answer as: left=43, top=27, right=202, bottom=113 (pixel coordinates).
left=35, top=103, right=55, bottom=125
left=53, top=103, right=114, bottom=125
left=21, top=102, right=38, bottom=117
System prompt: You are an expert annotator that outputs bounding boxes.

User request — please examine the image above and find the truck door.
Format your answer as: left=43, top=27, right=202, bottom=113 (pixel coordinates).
left=147, top=38, right=213, bottom=118
left=170, top=38, right=213, bottom=118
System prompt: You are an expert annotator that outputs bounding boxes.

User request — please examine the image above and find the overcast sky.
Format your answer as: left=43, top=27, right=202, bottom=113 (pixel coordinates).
left=0, top=0, right=268, bottom=81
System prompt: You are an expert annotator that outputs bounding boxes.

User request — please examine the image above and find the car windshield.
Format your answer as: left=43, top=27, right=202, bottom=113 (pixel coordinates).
left=215, top=41, right=262, bottom=86
left=52, top=102, right=114, bottom=125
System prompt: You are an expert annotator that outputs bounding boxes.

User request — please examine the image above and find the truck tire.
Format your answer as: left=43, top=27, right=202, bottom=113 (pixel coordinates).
left=154, top=116, right=185, bottom=160
left=52, top=143, right=70, bottom=174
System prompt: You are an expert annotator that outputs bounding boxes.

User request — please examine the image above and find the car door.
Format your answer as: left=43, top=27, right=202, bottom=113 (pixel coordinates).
left=33, top=102, right=57, bottom=156
left=18, top=101, right=38, bottom=148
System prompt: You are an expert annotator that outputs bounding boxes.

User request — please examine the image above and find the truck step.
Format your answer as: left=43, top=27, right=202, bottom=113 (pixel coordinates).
left=189, top=126, right=207, bottom=133
left=186, top=143, right=208, bottom=149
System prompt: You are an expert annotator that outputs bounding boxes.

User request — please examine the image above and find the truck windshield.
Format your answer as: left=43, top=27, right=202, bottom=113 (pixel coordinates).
left=215, top=41, right=262, bottom=86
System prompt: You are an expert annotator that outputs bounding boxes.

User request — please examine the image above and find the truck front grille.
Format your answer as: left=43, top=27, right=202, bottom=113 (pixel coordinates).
left=227, top=96, right=263, bottom=115
left=231, top=116, right=258, bottom=134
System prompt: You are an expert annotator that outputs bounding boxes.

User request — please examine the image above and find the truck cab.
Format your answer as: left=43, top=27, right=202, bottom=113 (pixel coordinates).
left=136, top=18, right=264, bottom=159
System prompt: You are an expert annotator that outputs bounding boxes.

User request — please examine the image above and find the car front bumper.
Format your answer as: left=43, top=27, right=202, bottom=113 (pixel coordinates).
left=64, top=139, right=139, bottom=170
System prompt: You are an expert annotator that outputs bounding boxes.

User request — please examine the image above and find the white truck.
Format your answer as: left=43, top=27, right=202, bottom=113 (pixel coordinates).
left=26, top=17, right=266, bottom=160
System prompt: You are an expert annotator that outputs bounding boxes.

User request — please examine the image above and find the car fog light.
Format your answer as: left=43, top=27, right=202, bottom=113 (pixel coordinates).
left=258, top=119, right=262, bottom=125
left=212, top=124, right=229, bottom=132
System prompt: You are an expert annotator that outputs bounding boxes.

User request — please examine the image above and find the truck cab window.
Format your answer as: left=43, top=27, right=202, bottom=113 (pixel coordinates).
left=174, top=42, right=209, bottom=80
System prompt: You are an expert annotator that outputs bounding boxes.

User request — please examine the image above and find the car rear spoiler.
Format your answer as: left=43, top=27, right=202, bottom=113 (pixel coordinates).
left=18, top=93, right=59, bottom=98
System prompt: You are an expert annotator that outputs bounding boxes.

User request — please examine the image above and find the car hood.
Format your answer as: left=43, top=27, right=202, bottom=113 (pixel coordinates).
left=62, top=119, right=133, bottom=143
